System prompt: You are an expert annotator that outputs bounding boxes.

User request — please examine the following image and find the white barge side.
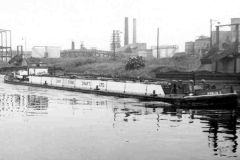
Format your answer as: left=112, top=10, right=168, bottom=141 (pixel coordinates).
left=4, top=75, right=239, bottom=108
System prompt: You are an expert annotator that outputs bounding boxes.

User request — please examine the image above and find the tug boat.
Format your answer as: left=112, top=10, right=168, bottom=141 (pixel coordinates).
left=3, top=62, right=239, bottom=108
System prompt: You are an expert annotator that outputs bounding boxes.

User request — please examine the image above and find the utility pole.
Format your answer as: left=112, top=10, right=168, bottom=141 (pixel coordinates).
left=215, top=26, right=220, bottom=73
left=22, top=37, right=27, bottom=58
left=111, top=30, right=121, bottom=60
left=210, top=19, right=212, bottom=50
left=25, top=37, right=27, bottom=53
left=113, top=30, right=116, bottom=60
left=157, top=28, right=159, bottom=58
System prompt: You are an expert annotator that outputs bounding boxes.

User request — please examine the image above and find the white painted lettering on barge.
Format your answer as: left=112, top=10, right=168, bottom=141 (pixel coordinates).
left=56, top=79, right=62, bottom=83
left=207, top=91, right=221, bottom=95
left=92, top=80, right=107, bottom=90
left=68, top=80, right=75, bottom=84
left=99, top=83, right=105, bottom=87
left=82, top=81, right=91, bottom=86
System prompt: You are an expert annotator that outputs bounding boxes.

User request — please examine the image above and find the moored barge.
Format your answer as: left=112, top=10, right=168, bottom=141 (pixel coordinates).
left=4, top=73, right=238, bottom=108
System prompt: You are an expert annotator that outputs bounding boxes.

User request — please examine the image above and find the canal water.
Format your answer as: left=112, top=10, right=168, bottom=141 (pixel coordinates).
left=0, top=75, right=239, bottom=160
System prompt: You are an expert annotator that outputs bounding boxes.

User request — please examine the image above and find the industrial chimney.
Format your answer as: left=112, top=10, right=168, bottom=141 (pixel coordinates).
left=71, top=41, right=75, bottom=50
left=133, top=18, right=136, bottom=44
left=124, top=17, right=129, bottom=45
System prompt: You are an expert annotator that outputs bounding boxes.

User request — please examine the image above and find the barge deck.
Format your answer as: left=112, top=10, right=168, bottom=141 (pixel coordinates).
left=4, top=76, right=239, bottom=109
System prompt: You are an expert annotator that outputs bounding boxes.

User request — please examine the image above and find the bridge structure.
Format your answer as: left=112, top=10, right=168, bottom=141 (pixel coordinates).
left=0, top=29, right=12, bottom=62
left=199, top=23, right=240, bottom=73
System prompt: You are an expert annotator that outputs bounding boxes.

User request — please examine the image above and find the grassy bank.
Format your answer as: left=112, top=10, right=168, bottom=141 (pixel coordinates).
left=0, top=54, right=201, bottom=78
left=42, top=54, right=201, bottom=79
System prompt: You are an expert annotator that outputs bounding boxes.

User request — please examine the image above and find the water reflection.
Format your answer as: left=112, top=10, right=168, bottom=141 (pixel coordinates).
left=199, top=110, right=239, bottom=158
left=111, top=101, right=240, bottom=158
left=28, top=95, right=48, bottom=108
left=68, top=98, right=106, bottom=106
left=0, top=90, right=239, bottom=159
left=112, top=102, right=165, bottom=123
left=0, top=93, right=49, bottom=119
left=162, top=107, right=239, bottom=158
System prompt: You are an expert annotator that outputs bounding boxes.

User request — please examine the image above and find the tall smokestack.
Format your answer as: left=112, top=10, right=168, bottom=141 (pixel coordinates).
left=133, top=18, right=136, bottom=44
left=124, top=17, right=129, bottom=45
left=72, top=41, right=75, bottom=50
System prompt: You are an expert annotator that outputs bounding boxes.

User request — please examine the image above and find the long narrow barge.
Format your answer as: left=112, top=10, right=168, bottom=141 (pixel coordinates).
left=4, top=74, right=239, bottom=108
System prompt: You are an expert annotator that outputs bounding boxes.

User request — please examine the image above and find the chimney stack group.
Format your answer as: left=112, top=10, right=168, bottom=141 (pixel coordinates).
left=124, top=17, right=137, bottom=46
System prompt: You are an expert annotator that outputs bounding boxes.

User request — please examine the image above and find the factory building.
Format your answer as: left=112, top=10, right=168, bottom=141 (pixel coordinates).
left=231, top=18, right=240, bottom=42
left=209, top=18, right=240, bottom=51
left=137, top=49, right=153, bottom=58
left=211, top=31, right=232, bottom=50
left=116, top=43, right=147, bottom=54
left=198, top=18, right=240, bottom=74
left=61, top=48, right=112, bottom=58
left=152, top=45, right=179, bottom=58
left=117, top=17, right=151, bottom=57
left=194, top=18, right=240, bottom=56
left=62, top=41, right=113, bottom=58
left=32, top=46, right=61, bottom=58
left=186, top=33, right=233, bottom=55
left=185, top=42, right=195, bottom=54
left=194, top=31, right=233, bottom=55
left=121, top=17, right=178, bottom=59
left=194, top=36, right=210, bottom=55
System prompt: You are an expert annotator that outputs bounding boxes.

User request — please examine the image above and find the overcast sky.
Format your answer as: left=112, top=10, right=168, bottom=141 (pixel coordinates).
left=1, top=0, right=240, bottom=52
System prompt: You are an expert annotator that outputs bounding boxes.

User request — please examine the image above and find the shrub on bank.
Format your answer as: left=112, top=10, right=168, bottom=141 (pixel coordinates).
left=125, top=56, right=145, bottom=70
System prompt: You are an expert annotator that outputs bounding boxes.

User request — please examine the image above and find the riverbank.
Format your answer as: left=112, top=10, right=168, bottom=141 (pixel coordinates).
left=0, top=54, right=201, bottom=79
left=0, top=54, right=199, bottom=79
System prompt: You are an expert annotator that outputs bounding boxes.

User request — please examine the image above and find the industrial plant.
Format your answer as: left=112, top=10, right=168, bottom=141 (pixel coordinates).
left=60, top=17, right=179, bottom=59
left=1, top=17, right=240, bottom=75
left=0, top=17, right=190, bottom=61
left=185, top=18, right=240, bottom=74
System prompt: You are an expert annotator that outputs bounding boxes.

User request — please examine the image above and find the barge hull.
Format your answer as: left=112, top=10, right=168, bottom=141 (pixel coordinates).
left=4, top=79, right=238, bottom=109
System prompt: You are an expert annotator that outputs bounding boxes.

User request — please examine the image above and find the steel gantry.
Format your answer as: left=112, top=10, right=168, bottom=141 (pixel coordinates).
left=0, top=29, right=12, bottom=62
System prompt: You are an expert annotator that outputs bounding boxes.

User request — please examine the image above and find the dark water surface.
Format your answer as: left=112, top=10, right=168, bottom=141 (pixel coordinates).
left=0, top=75, right=239, bottom=160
